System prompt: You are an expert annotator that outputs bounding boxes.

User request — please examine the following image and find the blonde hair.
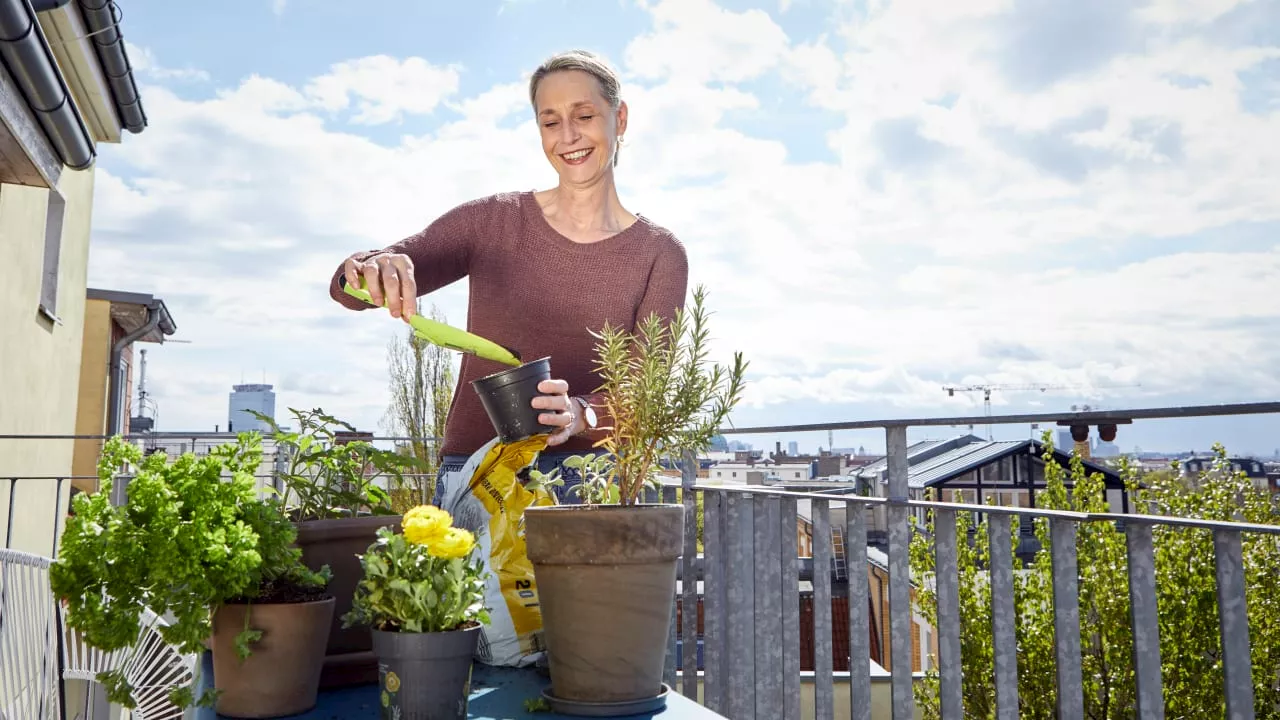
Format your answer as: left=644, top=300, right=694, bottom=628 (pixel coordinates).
left=529, top=50, right=624, bottom=166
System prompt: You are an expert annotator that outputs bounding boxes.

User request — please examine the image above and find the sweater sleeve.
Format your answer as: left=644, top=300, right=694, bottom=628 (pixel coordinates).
left=329, top=198, right=481, bottom=311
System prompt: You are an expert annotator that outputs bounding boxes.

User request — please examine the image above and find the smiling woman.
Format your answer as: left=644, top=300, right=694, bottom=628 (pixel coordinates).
left=329, top=49, right=688, bottom=500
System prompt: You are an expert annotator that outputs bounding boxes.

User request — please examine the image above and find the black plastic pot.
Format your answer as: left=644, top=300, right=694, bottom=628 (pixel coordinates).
left=472, top=357, right=555, bottom=443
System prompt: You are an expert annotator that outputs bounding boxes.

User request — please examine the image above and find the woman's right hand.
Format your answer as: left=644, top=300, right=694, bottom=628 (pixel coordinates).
left=344, top=252, right=417, bottom=321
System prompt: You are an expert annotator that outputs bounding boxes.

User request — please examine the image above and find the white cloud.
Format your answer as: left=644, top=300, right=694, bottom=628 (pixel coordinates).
left=125, top=42, right=210, bottom=83
left=626, top=0, right=791, bottom=83
left=304, top=56, right=463, bottom=125
left=94, top=0, right=1280, bottom=437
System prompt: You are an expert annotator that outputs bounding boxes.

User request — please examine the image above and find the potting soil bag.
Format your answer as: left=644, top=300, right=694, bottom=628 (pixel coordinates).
left=437, top=434, right=556, bottom=668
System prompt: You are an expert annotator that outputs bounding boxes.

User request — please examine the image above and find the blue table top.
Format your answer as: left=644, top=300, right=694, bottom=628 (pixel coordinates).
left=209, top=663, right=723, bottom=720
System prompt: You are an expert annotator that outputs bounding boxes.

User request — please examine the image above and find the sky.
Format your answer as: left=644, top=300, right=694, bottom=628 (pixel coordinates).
left=88, top=0, right=1280, bottom=457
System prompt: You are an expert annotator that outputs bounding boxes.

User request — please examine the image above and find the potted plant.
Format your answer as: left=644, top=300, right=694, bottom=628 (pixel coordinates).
left=252, top=407, right=425, bottom=686
left=343, top=504, right=489, bottom=719
left=522, top=285, right=746, bottom=714
left=50, top=433, right=335, bottom=718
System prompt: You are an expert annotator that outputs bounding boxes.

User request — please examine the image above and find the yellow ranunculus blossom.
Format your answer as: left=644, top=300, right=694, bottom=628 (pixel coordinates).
left=402, top=505, right=452, bottom=546
left=429, top=527, right=476, bottom=560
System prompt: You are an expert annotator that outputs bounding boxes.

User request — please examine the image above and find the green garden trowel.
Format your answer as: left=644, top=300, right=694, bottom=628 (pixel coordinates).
left=343, top=281, right=522, bottom=367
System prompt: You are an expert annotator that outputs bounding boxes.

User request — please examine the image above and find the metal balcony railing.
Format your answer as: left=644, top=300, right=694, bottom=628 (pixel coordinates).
left=660, top=401, right=1280, bottom=719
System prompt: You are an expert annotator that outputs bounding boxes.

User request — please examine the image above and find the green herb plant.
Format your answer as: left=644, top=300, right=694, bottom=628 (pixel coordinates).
left=50, top=434, right=330, bottom=710
left=529, top=285, right=747, bottom=506
left=250, top=407, right=425, bottom=521
left=343, top=505, right=489, bottom=633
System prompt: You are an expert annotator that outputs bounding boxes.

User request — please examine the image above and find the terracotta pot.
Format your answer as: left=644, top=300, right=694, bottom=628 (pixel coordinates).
left=523, top=504, right=683, bottom=706
left=371, top=624, right=481, bottom=720
left=295, top=514, right=402, bottom=687
left=211, top=597, right=335, bottom=718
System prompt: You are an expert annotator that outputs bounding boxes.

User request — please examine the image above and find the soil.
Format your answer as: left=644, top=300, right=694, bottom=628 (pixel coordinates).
left=228, top=578, right=332, bottom=605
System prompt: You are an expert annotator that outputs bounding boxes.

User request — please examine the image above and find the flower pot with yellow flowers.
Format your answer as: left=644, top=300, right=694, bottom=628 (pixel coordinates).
left=342, top=505, right=490, bottom=720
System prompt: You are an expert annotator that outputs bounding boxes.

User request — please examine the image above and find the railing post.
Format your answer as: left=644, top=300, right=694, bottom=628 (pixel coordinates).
left=812, top=499, right=834, bottom=719
left=988, top=514, right=1018, bottom=720
left=846, top=500, right=872, bottom=720
left=1125, top=521, right=1164, bottom=719
left=780, top=495, right=801, bottom=720
left=725, top=492, right=756, bottom=718
left=664, top=484, right=679, bottom=692
left=4, top=477, right=16, bottom=549
left=681, top=451, right=698, bottom=701
left=754, top=493, right=784, bottom=719
left=933, top=508, right=963, bottom=719
left=703, top=489, right=726, bottom=714
left=1049, top=518, right=1084, bottom=719
left=1213, top=528, right=1255, bottom=720
left=885, top=425, right=914, bottom=719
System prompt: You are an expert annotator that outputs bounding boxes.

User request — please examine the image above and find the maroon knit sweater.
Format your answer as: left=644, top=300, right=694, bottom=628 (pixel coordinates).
left=329, top=191, right=689, bottom=457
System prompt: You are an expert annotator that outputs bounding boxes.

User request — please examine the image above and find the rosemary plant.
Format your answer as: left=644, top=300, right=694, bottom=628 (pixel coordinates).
left=534, top=285, right=747, bottom=506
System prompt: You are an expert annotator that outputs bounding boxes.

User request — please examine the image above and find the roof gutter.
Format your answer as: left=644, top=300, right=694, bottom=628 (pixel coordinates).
left=74, top=0, right=145, bottom=133
left=104, top=297, right=175, bottom=437
left=106, top=304, right=162, bottom=437
left=0, top=0, right=94, bottom=169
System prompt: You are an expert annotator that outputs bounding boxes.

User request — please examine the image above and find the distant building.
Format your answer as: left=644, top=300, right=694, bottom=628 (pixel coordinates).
left=228, top=383, right=276, bottom=433
left=1181, top=456, right=1272, bottom=492
left=1094, top=441, right=1121, bottom=457
left=788, top=440, right=799, bottom=456
left=71, top=289, right=177, bottom=489
left=708, top=462, right=812, bottom=484
left=845, top=434, right=1129, bottom=552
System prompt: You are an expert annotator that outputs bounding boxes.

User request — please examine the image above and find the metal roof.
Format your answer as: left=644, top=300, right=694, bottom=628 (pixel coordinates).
left=907, top=439, right=1123, bottom=490
left=852, top=433, right=986, bottom=478
left=909, top=440, right=1026, bottom=488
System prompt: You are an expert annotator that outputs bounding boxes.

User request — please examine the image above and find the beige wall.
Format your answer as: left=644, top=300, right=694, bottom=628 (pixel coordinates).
left=0, top=168, right=96, bottom=555
left=72, top=297, right=113, bottom=486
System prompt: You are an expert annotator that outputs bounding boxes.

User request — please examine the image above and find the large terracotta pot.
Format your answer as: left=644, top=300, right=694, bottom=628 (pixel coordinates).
left=523, top=504, right=683, bottom=709
left=210, top=597, right=334, bottom=718
left=295, top=514, right=401, bottom=687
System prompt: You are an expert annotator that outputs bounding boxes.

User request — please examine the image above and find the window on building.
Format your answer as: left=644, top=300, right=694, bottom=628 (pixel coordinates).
left=39, top=190, right=66, bottom=322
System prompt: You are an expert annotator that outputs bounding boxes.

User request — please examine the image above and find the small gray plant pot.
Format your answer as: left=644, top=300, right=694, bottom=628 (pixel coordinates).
left=370, top=624, right=481, bottom=720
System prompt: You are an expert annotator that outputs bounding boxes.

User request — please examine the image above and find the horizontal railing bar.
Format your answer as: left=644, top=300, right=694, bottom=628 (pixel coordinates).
left=4, top=401, right=1279, bottom=441
left=717, top=401, right=1280, bottom=434
left=693, top=486, right=1280, bottom=534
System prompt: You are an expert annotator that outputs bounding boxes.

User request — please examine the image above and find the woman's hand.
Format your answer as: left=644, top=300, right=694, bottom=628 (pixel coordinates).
left=532, top=379, right=583, bottom=446
left=343, top=252, right=417, bottom=321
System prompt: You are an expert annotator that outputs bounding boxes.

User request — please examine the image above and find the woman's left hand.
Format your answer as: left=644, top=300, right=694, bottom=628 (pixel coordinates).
left=532, top=379, right=583, bottom=446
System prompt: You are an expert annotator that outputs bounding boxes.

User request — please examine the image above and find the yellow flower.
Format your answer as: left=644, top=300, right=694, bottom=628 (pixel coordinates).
left=429, top=527, right=476, bottom=560
left=402, top=505, right=451, bottom=546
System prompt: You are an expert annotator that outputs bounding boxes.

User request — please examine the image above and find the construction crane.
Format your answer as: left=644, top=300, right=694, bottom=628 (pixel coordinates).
left=941, top=382, right=1139, bottom=439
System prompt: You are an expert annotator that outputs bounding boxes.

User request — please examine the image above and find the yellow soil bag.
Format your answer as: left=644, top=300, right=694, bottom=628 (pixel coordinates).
left=437, top=435, right=557, bottom=667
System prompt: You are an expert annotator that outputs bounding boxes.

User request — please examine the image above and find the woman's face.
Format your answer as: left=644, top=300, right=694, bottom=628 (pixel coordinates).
left=534, top=70, right=627, bottom=186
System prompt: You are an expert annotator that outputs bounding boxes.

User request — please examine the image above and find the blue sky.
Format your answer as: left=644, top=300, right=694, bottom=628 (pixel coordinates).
left=90, top=0, right=1280, bottom=456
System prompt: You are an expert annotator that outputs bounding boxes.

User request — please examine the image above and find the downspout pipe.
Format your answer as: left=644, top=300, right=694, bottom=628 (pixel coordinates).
left=0, top=0, right=94, bottom=169
left=106, top=307, right=160, bottom=437
left=76, top=0, right=145, bottom=133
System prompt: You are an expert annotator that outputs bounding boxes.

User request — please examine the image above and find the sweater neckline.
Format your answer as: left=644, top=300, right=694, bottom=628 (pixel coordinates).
left=520, top=190, right=651, bottom=251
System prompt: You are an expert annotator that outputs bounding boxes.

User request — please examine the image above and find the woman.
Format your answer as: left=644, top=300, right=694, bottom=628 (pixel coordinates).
left=329, top=49, right=688, bottom=502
